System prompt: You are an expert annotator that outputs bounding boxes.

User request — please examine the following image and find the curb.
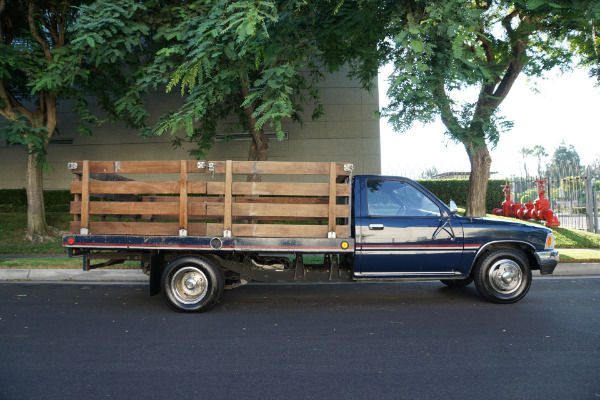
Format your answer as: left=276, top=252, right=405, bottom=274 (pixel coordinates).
left=0, top=268, right=148, bottom=282
left=0, top=263, right=599, bottom=282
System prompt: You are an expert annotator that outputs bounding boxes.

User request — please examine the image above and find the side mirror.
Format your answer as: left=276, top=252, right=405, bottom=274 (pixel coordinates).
left=448, top=200, right=458, bottom=216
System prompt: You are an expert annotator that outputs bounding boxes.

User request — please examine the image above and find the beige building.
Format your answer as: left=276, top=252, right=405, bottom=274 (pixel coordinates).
left=0, top=67, right=381, bottom=189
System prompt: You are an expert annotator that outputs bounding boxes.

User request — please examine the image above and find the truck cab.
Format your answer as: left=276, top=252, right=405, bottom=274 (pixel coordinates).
left=351, top=175, right=558, bottom=303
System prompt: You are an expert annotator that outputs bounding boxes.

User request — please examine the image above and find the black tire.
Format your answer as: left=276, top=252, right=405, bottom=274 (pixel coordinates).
left=160, top=256, right=224, bottom=312
left=440, top=277, right=473, bottom=287
left=473, top=249, right=531, bottom=304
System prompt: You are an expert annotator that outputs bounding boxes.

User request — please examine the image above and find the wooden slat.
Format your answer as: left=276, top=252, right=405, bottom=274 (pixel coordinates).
left=205, top=203, right=349, bottom=219
left=70, top=161, right=207, bottom=175
left=229, top=224, right=351, bottom=238
left=188, top=181, right=207, bottom=194
left=142, top=194, right=214, bottom=203
left=73, top=173, right=81, bottom=223
left=81, top=160, right=90, bottom=231
left=70, top=160, right=352, bottom=176
left=70, top=221, right=207, bottom=236
left=71, top=201, right=179, bottom=215
left=223, top=160, right=233, bottom=233
left=208, top=161, right=351, bottom=176
left=328, top=162, right=337, bottom=232
left=71, top=181, right=180, bottom=195
left=234, top=197, right=328, bottom=205
left=206, top=182, right=350, bottom=197
left=179, top=160, right=188, bottom=231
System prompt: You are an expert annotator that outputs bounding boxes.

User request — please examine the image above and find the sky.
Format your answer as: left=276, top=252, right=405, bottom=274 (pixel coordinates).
left=378, top=65, right=600, bottom=179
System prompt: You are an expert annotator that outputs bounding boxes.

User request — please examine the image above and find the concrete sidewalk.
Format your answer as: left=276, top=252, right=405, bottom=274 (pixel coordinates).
left=0, top=263, right=599, bottom=282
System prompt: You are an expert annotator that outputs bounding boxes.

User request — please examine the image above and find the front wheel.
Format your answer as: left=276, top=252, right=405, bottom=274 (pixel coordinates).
left=473, top=249, right=531, bottom=304
left=160, top=256, right=224, bottom=312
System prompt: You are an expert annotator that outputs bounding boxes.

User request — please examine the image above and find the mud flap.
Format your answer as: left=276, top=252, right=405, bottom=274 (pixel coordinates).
left=149, top=252, right=165, bottom=296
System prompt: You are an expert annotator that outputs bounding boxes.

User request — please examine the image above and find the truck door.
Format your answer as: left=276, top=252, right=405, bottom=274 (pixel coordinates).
left=356, top=178, right=464, bottom=277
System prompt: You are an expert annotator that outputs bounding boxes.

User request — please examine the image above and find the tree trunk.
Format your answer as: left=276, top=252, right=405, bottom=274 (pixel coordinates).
left=465, top=143, right=492, bottom=217
left=25, top=152, right=54, bottom=242
left=240, top=77, right=269, bottom=182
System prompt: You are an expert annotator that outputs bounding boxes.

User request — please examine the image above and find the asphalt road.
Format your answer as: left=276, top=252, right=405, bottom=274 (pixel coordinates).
left=1, top=278, right=599, bottom=400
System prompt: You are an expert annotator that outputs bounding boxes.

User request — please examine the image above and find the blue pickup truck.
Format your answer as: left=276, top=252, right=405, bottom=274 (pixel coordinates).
left=63, top=161, right=558, bottom=312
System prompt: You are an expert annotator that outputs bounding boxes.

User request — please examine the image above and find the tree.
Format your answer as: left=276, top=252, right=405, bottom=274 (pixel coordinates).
left=521, top=144, right=547, bottom=178
left=0, top=0, right=149, bottom=242
left=317, top=0, right=600, bottom=216
left=531, top=144, right=548, bottom=178
left=547, top=141, right=581, bottom=177
left=520, top=147, right=533, bottom=178
left=73, top=0, right=324, bottom=180
left=420, top=166, right=440, bottom=179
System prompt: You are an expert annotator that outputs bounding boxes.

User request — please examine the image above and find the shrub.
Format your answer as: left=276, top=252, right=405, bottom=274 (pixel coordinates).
left=418, top=179, right=505, bottom=213
left=0, top=189, right=71, bottom=211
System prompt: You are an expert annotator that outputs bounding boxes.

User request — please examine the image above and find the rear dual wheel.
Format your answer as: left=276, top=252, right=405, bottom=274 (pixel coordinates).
left=160, top=256, right=224, bottom=312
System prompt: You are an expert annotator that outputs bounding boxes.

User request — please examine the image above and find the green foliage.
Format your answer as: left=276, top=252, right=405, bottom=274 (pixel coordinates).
left=0, top=189, right=70, bottom=212
left=73, top=0, right=325, bottom=159
left=552, top=226, right=600, bottom=249
left=317, top=0, right=599, bottom=216
left=0, top=189, right=27, bottom=207
left=547, top=141, right=582, bottom=176
left=0, top=0, right=149, bottom=159
left=418, top=179, right=505, bottom=213
left=0, top=210, right=71, bottom=254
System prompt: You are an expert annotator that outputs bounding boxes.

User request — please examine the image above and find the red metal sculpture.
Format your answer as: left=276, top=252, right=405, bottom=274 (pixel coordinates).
left=492, top=180, right=560, bottom=228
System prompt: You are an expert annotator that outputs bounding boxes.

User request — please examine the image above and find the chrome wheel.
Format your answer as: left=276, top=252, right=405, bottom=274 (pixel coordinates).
left=488, top=259, right=522, bottom=294
left=171, top=266, right=208, bottom=304
left=473, top=249, right=531, bottom=304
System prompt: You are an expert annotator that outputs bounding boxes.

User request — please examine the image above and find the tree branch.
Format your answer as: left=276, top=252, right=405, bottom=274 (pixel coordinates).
left=477, top=25, right=495, bottom=64
left=434, top=80, right=465, bottom=141
left=42, top=10, right=60, bottom=45
left=502, top=9, right=519, bottom=38
left=2, top=83, right=35, bottom=121
left=28, top=3, right=52, bottom=59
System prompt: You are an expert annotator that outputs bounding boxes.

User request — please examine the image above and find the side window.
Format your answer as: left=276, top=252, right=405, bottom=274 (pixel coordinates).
left=367, top=179, right=441, bottom=217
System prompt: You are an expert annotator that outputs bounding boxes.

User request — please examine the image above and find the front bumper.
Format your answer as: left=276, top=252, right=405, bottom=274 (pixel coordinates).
left=535, top=250, right=559, bottom=275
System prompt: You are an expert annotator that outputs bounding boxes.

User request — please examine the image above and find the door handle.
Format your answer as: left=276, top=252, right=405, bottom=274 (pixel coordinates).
left=369, top=224, right=384, bottom=230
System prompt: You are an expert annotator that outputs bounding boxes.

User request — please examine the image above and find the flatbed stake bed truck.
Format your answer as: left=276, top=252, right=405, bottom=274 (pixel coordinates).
left=62, top=160, right=559, bottom=312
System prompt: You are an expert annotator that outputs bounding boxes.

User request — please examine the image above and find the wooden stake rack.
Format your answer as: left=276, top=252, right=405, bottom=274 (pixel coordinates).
left=68, top=160, right=353, bottom=239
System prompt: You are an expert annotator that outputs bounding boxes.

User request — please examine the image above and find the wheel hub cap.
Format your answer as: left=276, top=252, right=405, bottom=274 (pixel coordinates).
left=489, top=260, right=522, bottom=294
left=171, top=267, right=208, bottom=304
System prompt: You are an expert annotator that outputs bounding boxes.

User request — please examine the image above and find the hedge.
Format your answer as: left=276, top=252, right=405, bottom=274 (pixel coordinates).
left=417, top=179, right=505, bottom=213
left=0, top=189, right=71, bottom=211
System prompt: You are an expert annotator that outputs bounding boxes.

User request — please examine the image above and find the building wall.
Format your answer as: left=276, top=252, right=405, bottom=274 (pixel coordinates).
left=0, top=67, right=380, bottom=189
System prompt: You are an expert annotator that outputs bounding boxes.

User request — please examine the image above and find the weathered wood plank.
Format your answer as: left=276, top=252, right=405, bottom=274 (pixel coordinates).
left=72, top=181, right=180, bottom=195
left=328, top=162, right=337, bottom=232
left=206, top=182, right=350, bottom=196
left=180, top=160, right=188, bottom=232
left=70, top=160, right=352, bottom=176
left=205, top=203, right=349, bottom=218
left=81, top=160, right=90, bottom=231
left=71, top=201, right=179, bottom=215
left=223, top=160, right=233, bottom=233
left=230, top=224, right=350, bottom=238
left=70, top=221, right=207, bottom=236
left=208, top=161, right=351, bottom=176
left=234, top=197, right=328, bottom=205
